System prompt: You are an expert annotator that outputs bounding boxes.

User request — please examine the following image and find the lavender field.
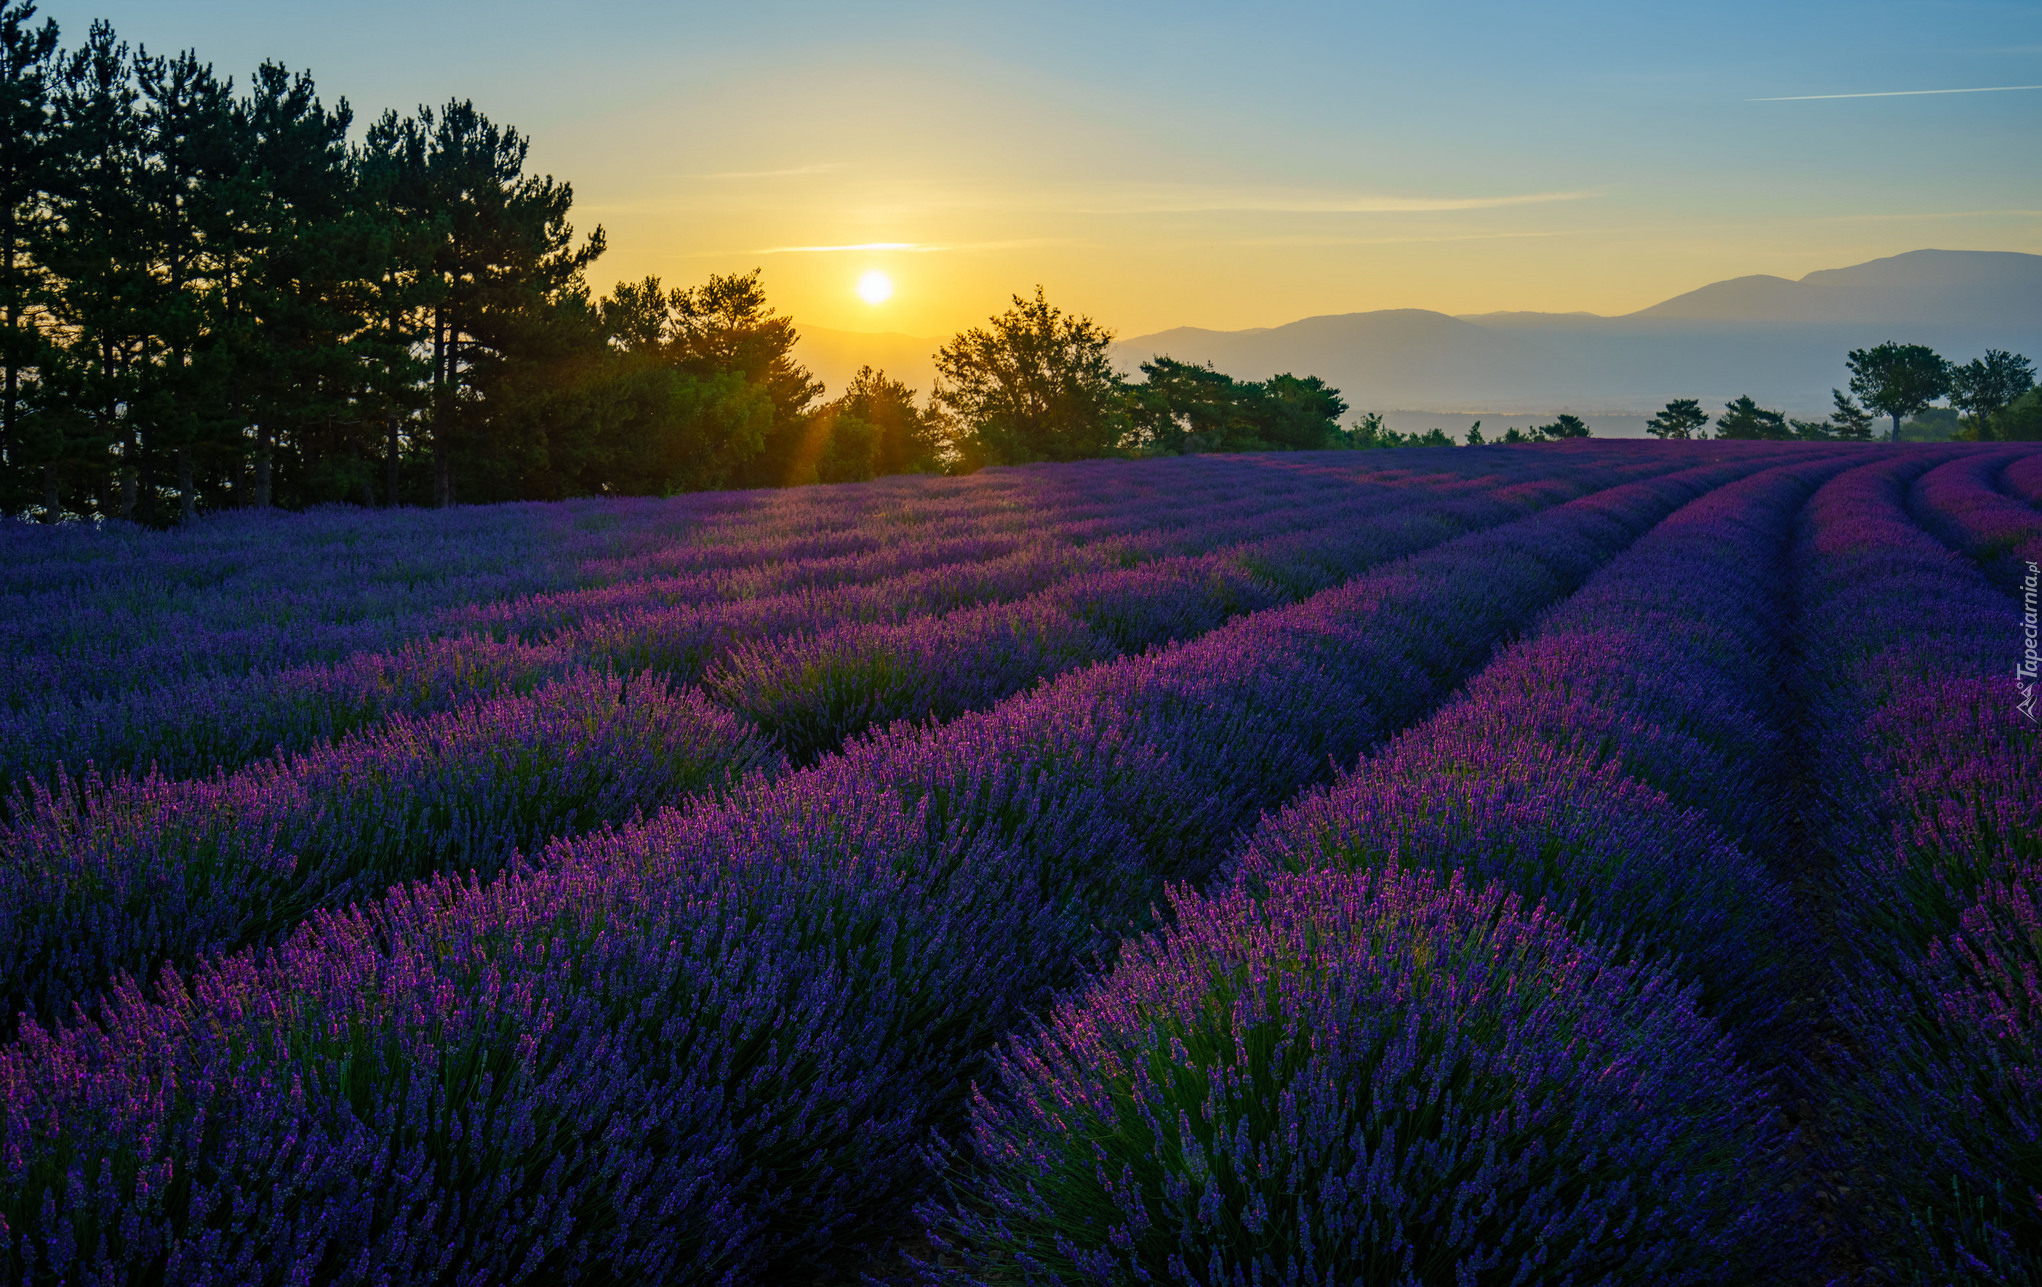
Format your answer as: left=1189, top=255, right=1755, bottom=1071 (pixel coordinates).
left=1, top=441, right=2038, bottom=1284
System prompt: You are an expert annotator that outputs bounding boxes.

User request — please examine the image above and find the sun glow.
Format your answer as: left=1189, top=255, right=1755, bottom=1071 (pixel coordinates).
left=856, top=269, right=894, bottom=305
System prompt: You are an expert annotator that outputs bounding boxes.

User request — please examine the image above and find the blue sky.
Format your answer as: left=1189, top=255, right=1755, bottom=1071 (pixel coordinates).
left=34, top=0, right=2041, bottom=334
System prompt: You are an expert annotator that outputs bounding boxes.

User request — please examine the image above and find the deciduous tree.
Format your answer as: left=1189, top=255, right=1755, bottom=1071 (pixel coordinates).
left=1949, top=349, right=2035, bottom=440
left=934, top=287, right=1126, bottom=469
left=1847, top=341, right=1949, bottom=442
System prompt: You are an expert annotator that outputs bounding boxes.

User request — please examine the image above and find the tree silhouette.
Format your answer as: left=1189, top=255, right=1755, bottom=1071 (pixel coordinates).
left=1949, top=349, right=2035, bottom=440
left=0, top=1, right=58, bottom=516
left=1714, top=395, right=1790, bottom=440
left=1645, top=398, right=1708, bottom=440
left=934, top=287, right=1126, bottom=469
left=1533, top=413, right=1590, bottom=440
left=1847, top=342, right=1950, bottom=441
left=1825, top=389, right=1874, bottom=441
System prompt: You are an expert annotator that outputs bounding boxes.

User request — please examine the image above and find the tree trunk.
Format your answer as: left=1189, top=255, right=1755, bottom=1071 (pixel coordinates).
left=432, top=305, right=451, bottom=508
left=1890, top=412, right=1902, bottom=442
left=386, top=412, right=401, bottom=506
left=40, top=465, right=57, bottom=523
left=178, top=446, right=196, bottom=522
left=118, top=428, right=137, bottom=521
left=254, top=425, right=272, bottom=508
left=2, top=211, right=15, bottom=469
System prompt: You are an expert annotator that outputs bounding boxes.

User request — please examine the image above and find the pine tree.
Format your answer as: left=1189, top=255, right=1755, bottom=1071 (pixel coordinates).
left=0, top=0, right=58, bottom=517
left=44, top=20, right=153, bottom=520
left=669, top=268, right=820, bottom=488
left=354, top=110, right=436, bottom=505
left=416, top=99, right=603, bottom=504
left=1645, top=398, right=1708, bottom=440
left=135, top=46, right=239, bottom=520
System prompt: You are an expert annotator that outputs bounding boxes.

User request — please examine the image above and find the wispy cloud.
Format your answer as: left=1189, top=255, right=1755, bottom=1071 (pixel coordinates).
left=754, top=238, right=1067, bottom=254
left=1748, top=84, right=2042, bottom=101
left=681, top=163, right=848, bottom=180
left=1064, top=188, right=1601, bottom=215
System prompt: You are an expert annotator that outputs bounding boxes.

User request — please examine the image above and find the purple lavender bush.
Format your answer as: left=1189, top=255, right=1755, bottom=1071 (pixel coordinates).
left=1235, top=459, right=1852, bottom=1040
left=1, top=457, right=1748, bottom=1282
left=1790, top=451, right=2042, bottom=1279
left=0, top=454, right=1508, bottom=790
left=2004, top=451, right=2042, bottom=506
left=923, top=868, right=1783, bottom=1286
left=0, top=669, right=782, bottom=1036
left=1909, top=448, right=2042, bottom=592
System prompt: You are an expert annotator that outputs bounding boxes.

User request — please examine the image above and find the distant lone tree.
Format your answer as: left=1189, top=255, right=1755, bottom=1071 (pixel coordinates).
left=1847, top=342, right=1950, bottom=441
left=1949, top=349, right=2036, bottom=440
left=1825, top=389, right=1875, bottom=441
left=934, top=287, right=1126, bottom=469
left=1715, top=395, right=1790, bottom=440
left=1646, top=398, right=1709, bottom=440
left=1532, top=413, right=1590, bottom=440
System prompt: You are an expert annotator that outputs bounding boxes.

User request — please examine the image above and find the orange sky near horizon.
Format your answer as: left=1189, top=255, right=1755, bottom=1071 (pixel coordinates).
left=37, top=0, right=2042, bottom=342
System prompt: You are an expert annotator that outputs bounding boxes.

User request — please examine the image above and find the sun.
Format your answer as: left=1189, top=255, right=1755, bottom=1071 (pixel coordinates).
left=856, top=270, right=893, bottom=305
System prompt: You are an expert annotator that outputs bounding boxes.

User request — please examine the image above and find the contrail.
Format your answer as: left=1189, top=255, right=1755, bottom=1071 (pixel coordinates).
left=1749, top=84, right=2042, bottom=101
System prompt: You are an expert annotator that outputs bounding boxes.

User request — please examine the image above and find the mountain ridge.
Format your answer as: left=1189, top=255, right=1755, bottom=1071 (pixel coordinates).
left=795, top=250, right=2040, bottom=422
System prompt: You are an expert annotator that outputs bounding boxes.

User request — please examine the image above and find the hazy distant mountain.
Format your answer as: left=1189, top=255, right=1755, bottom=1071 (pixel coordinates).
left=1116, top=250, right=2042, bottom=424
left=793, top=251, right=2041, bottom=432
left=1621, top=249, right=2042, bottom=327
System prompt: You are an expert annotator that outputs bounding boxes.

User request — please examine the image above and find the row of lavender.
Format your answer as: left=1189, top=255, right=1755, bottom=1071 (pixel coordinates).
left=0, top=447, right=1789, bottom=1281
left=1793, top=454, right=2040, bottom=1279
left=921, top=454, right=1866, bottom=1282
left=0, top=452, right=1575, bottom=788
left=8, top=453, right=1549, bottom=709
left=3, top=441, right=2025, bottom=1282
left=1909, top=449, right=2042, bottom=593
left=3, top=457, right=1367, bottom=708
left=0, top=450, right=1656, bottom=1038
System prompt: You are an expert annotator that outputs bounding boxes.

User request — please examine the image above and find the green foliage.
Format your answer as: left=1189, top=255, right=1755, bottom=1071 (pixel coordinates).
left=1715, top=395, right=1790, bottom=441
left=1897, top=406, right=1962, bottom=442
left=806, top=364, right=943, bottom=483
left=0, top=1, right=60, bottom=518
left=933, top=286, right=1128, bottom=468
left=1646, top=398, right=1709, bottom=440
left=1987, top=387, right=2042, bottom=442
left=1848, top=341, right=1951, bottom=441
left=1950, top=349, right=2035, bottom=439
left=1827, top=389, right=1876, bottom=441
left=1342, top=412, right=1456, bottom=449
left=1533, top=413, right=1591, bottom=440
left=1123, top=355, right=1349, bottom=454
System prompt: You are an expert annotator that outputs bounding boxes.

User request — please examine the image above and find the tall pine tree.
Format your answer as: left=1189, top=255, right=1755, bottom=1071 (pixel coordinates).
left=0, top=1, right=58, bottom=518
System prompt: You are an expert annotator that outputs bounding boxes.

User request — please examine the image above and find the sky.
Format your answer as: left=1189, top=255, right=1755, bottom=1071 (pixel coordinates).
left=33, top=0, right=2042, bottom=338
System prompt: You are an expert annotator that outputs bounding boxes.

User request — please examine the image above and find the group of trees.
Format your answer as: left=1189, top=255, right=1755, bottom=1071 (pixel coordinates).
left=0, top=0, right=1371, bottom=525
left=0, top=3, right=954, bottom=524
left=932, top=288, right=1357, bottom=468
left=1644, top=343, right=2038, bottom=443
left=36, top=8, right=2033, bottom=524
